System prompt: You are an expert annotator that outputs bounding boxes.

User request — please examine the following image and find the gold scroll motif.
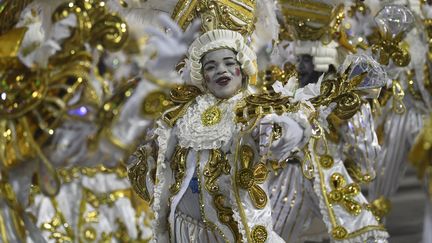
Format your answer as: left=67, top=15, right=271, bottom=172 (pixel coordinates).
left=237, top=145, right=268, bottom=209
left=235, top=93, right=300, bottom=125
left=371, top=32, right=410, bottom=67
left=310, top=64, right=365, bottom=120
left=391, top=79, right=406, bottom=114
left=128, top=146, right=151, bottom=202
left=203, top=149, right=242, bottom=242
left=169, top=146, right=190, bottom=195
left=327, top=173, right=362, bottom=216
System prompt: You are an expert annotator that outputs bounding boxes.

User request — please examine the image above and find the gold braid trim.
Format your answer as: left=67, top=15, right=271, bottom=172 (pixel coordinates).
left=162, top=85, right=202, bottom=127
left=169, top=146, right=190, bottom=195
left=203, top=149, right=242, bottom=241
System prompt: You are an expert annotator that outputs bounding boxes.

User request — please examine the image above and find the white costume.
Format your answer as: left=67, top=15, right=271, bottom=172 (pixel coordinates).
left=128, top=29, right=389, bottom=243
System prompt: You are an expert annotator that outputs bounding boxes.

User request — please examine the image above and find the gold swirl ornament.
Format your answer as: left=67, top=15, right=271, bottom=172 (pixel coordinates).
left=141, top=91, right=173, bottom=118
left=237, top=145, right=269, bottom=209
left=311, top=63, right=365, bottom=121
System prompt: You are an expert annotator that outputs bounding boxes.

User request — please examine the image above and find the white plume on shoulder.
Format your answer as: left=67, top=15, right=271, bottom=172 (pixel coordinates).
left=14, top=1, right=80, bottom=68
left=107, top=0, right=179, bottom=27
left=251, top=0, right=279, bottom=52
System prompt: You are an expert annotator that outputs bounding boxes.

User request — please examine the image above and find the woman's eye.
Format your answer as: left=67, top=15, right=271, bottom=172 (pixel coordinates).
left=226, top=62, right=236, bottom=66
left=205, top=66, right=215, bottom=71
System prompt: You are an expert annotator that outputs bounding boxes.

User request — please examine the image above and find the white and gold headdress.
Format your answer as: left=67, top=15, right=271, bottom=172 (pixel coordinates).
left=168, top=0, right=259, bottom=89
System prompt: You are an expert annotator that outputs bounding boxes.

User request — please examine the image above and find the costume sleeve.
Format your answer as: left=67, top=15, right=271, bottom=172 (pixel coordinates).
left=128, top=120, right=175, bottom=242
left=305, top=120, right=389, bottom=243
left=338, top=103, right=380, bottom=183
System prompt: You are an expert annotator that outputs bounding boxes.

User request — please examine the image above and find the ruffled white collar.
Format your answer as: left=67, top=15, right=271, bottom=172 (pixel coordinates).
left=175, top=93, right=242, bottom=150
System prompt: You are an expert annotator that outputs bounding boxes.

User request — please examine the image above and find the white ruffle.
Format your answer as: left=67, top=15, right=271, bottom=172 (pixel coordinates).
left=151, top=121, right=172, bottom=242
left=339, top=230, right=389, bottom=243
left=175, top=94, right=240, bottom=150
left=174, top=211, right=224, bottom=242
left=272, top=77, right=298, bottom=97
left=293, top=75, right=323, bottom=102
left=228, top=189, right=248, bottom=242
left=286, top=106, right=313, bottom=148
left=18, top=13, right=76, bottom=68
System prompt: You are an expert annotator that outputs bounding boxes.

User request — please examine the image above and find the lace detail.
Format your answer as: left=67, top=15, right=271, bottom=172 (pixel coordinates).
left=175, top=94, right=240, bottom=150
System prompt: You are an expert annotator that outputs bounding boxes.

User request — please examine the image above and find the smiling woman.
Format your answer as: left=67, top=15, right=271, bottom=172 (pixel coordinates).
left=202, top=49, right=243, bottom=99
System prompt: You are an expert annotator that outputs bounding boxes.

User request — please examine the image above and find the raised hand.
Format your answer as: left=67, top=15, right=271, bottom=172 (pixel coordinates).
left=145, top=14, right=201, bottom=72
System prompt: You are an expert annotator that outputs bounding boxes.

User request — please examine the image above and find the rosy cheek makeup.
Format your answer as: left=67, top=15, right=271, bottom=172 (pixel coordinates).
left=235, top=68, right=241, bottom=76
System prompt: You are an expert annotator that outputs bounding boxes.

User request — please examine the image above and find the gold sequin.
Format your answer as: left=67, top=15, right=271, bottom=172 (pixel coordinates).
left=319, top=154, right=334, bottom=168
left=251, top=225, right=268, bottom=243
left=332, top=225, right=348, bottom=240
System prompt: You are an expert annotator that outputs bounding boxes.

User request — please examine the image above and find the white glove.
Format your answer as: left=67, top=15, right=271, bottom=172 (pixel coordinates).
left=145, top=14, right=201, bottom=73
left=259, top=114, right=304, bottom=161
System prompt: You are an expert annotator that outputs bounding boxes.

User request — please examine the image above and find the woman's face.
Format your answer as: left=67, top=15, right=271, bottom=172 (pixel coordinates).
left=202, top=49, right=243, bottom=99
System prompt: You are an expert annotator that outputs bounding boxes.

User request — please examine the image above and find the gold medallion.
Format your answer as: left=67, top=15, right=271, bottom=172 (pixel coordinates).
left=201, top=106, right=222, bottom=126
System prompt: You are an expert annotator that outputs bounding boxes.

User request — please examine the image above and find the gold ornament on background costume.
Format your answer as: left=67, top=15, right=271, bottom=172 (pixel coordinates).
left=31, top=165, right=153, bottom=242
left=0, top=0, right=34, bottom=36
left=366, top=196, right=392, bottom=222
left=371, top=5, right=414, bottom=67
left=310, top=123, right=386, bottom=240
left=279, top=0, right=355, bottom=51
left=0, top=0, right=130, bottom=197
left=409, top=113, right=432, bottom=181
left=172, top=0, right=256, bottom=38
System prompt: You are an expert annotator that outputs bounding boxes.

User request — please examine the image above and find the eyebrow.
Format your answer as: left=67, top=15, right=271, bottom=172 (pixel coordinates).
left=223, top=57, right=235, bottom=61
